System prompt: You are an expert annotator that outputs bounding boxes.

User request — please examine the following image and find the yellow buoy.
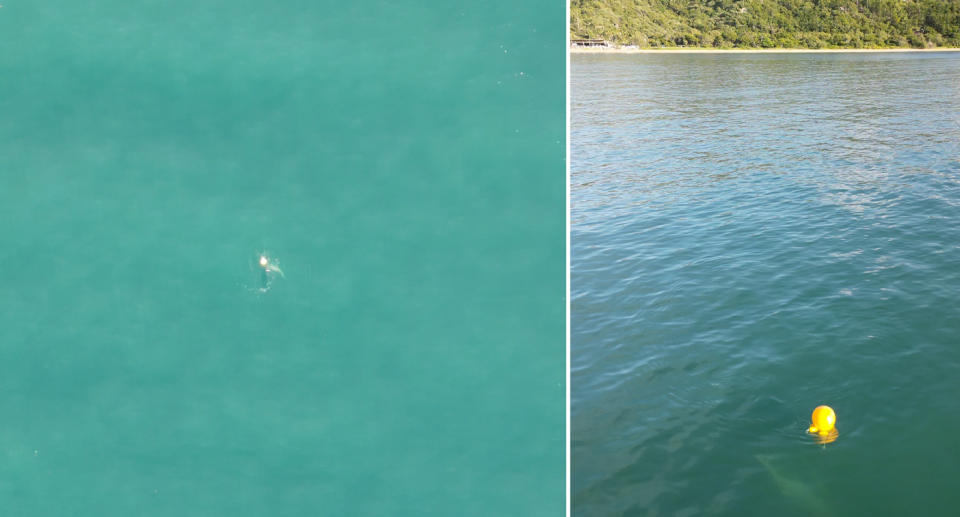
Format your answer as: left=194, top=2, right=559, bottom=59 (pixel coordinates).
left=807, top=405, right=836, bottom=435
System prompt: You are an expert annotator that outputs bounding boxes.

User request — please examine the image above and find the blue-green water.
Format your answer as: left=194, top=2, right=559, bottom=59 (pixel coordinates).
left=0, top=2, right=564, bottom=515
left=572, top=53, right=960, bottom=516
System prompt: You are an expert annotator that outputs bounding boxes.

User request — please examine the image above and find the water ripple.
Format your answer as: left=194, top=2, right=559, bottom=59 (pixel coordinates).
left=572, top=53, right=960, bottom=517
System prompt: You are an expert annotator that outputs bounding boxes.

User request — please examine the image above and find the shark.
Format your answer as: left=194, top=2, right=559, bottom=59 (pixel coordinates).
left=755, top=454, right=834, bottom=517
left=259, top=254, right=285, bottom=278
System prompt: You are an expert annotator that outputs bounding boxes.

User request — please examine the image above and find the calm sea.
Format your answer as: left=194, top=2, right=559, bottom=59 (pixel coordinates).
left=572, top=52, right=960, bottom=516
left=0, top=2, right=565, bottom=515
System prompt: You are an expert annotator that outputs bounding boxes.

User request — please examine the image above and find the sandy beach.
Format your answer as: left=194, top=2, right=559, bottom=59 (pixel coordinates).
left=571, top=46, right=960, bottom=53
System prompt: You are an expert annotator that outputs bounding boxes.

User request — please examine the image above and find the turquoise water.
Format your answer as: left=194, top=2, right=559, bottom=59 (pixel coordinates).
left=0, top=2, right=565, bottom=515
left=572, top=53, right=960, bottom=516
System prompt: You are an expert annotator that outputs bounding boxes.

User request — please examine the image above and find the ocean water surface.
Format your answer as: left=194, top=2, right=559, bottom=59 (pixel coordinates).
left=0, top=2, right=565, bottom=515
left=571, top=52, right=960, bottom=516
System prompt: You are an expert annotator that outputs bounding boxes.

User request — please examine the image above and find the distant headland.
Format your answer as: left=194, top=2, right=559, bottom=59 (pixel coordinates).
left=571, top=0, right=960, bottom=50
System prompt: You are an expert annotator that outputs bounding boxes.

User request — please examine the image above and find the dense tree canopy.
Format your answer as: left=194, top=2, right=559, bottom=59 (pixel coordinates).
left=571, top=0, right=960, bottom=48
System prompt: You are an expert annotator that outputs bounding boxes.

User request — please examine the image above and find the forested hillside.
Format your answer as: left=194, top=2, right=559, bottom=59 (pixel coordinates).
left=571, top=0, right=960, bottom=48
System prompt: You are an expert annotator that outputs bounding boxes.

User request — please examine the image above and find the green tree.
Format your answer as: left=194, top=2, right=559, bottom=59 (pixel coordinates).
left=570, top=0, right=960, bottom=48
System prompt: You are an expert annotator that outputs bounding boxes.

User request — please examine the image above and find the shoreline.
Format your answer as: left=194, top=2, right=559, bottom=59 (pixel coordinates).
left=571, top=46, right=960, bottom=54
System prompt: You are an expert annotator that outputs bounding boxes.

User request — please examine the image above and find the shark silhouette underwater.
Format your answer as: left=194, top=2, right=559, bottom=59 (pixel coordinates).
left=755, top=454, right=835, bottom=517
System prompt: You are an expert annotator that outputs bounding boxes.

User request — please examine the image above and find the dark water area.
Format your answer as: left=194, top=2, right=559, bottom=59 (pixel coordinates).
left=0, top=2, right=565, bottom=515
left=572, top=52, right=960, bottom=516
